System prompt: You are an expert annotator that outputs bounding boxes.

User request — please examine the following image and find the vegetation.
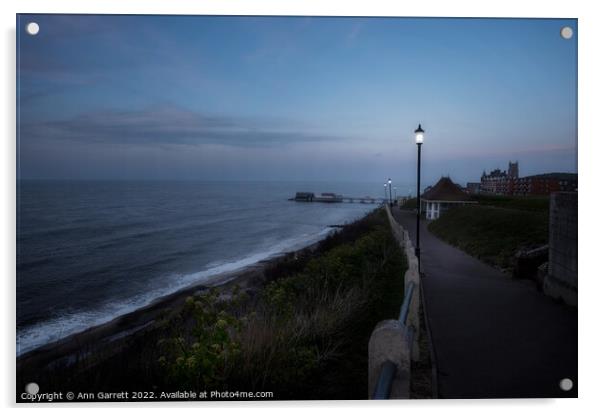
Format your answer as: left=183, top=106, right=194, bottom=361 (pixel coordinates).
left=160, top=209, right=408, bottom=399
left=428, top=204, right=548, bottom=270
left=20, top=209, right=408, bottom=400
left=404, top=194, right=549, bottom=213
left=471, top=194, right=549, bottom=212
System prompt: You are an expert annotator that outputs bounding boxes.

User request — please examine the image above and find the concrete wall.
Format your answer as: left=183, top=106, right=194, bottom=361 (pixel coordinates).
left=384, top=206, right=420, bottom=352
left=544, top=192, right=577, bottom=306
left=368, top=206, right=422, bottom=398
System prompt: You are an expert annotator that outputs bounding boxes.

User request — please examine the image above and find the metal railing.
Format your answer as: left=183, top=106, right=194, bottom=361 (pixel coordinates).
left=372, top=360, right=397, bottom=399
left=399, top=281, right=415, bottom=324
left=371, top=281, right=416, bottom=399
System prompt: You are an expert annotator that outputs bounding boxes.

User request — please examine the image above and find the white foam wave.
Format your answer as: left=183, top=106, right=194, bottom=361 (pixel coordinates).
left=16, top=227, right=335, bottom=356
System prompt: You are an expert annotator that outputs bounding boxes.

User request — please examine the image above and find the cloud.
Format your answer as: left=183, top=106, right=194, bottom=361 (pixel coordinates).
left=19, top=106, right=343, bottom=148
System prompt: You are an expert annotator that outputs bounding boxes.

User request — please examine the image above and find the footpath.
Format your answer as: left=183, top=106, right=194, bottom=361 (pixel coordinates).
left=391, top=207, right=577, bottom=398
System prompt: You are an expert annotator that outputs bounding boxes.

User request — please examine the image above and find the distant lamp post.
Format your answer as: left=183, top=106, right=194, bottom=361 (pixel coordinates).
left=394, top=187, right=397, bottom=200
left=388, top=178, right=393, bottom=206
left=414, top=123, right=425, bottom=274
left=384, top=183, right=387, bottom=204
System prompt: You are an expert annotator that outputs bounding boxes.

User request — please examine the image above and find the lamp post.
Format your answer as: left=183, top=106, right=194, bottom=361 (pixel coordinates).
left=394, top=187, right=397, bottom=201
left=388, top=178, right=393, bottom=206
left=414, top=124, right=424, bottom=274
left=384, top=183, right=387, bottom=204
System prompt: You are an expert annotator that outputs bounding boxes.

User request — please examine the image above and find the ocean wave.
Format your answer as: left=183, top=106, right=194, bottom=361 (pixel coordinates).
left=16, top=226, right=335, bottom=356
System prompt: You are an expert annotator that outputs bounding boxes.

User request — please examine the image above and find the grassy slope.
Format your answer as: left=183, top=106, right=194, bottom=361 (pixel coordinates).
left=428, top=204, right=548, bottom=270
left=308, top=221, right=407, bottom=399
left=472, top=194, right=549, bottom=212
left=404, top=194, right=549, bottom=213
left=187, top=208, right=409, bottom=400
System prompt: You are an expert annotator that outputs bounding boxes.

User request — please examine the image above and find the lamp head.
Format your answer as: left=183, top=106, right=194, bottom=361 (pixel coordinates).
left=414, top=123, right=425, bottom=144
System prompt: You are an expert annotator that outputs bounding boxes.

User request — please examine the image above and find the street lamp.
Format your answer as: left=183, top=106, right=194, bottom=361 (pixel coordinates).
left=388, top=178, right=393, bottom=206
left=394, top=187, right=397, bottom=201
left=384, top=183, right=387, bottom=204
left=414, top=123, right=424, bottom=274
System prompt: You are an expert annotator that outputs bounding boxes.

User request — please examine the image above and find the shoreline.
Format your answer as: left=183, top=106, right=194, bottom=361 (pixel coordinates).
left=16, top=230, right=330, bottom=374
left=16, top=206, right=409, bottom=400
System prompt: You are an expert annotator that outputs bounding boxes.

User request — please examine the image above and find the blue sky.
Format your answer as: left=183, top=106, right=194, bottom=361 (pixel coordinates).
left=17, top=15, right=577, bottom=188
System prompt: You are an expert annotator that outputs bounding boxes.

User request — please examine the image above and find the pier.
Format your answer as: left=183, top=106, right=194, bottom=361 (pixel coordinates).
left=290, top=192, right=388, bottom=204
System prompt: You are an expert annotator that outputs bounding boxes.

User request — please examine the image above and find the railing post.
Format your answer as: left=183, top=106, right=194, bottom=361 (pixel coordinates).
left=368, top=319, right=411, bottom=399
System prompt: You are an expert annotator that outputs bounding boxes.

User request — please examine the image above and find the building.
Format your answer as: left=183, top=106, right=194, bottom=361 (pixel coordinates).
left=466, top=182, right=481, bottom=194
left=513, top=173, right=577, bottom=196
left=480, top=161, right=518, bottom=195
left=314, top=192, right=343, bottom=203
left=293, top=192, right=314, bottom=201
left=421, top=177, right=477, bottom=220
left=508, top=161, right=519, bottom=178
left=480, top=161, right=577, bottom=196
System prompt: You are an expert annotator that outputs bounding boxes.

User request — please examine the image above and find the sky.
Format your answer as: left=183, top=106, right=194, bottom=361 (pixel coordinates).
left=17, top=14, right=577, bottom=189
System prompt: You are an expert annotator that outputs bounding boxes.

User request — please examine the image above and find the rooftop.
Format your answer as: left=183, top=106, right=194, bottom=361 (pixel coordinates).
left=422, top=177, right=474, bottom=202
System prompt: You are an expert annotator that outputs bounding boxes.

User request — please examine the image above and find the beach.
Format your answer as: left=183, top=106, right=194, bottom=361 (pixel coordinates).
left=17, top=236, right=326, bottom=381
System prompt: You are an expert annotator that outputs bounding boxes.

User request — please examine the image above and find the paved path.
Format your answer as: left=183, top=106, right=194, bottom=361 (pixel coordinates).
left=391, top=208, right=577, bottom=399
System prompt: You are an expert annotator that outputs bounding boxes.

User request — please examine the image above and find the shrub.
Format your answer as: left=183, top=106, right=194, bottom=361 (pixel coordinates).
left=159, top=210, right=407, bottom=398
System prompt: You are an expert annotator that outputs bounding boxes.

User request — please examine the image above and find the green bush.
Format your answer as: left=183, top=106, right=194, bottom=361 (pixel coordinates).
left=159, top=288, right=244, bottom=387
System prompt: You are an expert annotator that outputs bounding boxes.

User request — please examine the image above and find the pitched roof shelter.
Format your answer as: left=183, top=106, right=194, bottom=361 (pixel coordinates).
left=421, top=177, right=477, bottom=219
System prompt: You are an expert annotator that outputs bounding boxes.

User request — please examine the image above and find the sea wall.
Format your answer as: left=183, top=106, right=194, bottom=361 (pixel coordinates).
left=544, top=192, right=577, bottom=306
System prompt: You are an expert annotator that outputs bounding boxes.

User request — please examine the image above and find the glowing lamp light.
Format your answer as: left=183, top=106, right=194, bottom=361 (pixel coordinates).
left=414, top=124, right=425, bottom=144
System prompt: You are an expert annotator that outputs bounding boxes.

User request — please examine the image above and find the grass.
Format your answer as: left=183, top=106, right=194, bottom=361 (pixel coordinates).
left=161, top=209, right=408, bottom=399
left=428, top=205, right=548, bottom=270
left=19, top=208, right=408, bottom=400
left=471, top=194, right=550, bottom=212
left=404, top=194, right=549, bottom=213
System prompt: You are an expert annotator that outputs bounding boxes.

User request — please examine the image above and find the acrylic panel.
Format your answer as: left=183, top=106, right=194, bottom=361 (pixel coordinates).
left=16, top=14, right=578, bottom=402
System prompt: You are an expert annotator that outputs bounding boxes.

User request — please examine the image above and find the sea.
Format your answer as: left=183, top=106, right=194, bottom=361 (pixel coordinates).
left=16, top=180, right=409, bottom=356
